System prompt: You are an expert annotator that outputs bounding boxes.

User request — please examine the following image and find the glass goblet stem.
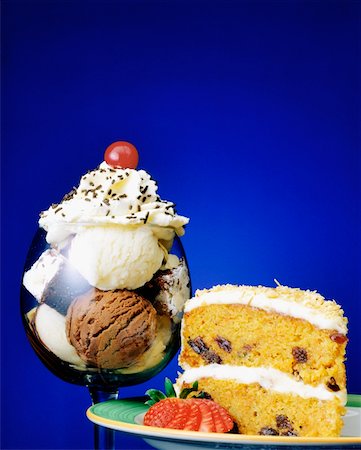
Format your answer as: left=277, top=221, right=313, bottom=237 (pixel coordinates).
left=89, top=387, right=119, bottom=450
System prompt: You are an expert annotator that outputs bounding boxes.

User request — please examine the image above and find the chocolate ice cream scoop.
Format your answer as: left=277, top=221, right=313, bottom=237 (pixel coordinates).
left=66, top=289, right=157, bottom=369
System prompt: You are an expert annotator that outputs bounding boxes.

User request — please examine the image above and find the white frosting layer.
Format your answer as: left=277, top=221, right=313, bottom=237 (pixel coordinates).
left=39, top=162, right=189, bottom=246
left=184, top=287, right=347, bottom=333
left=177, top=364, right=346, bottom=404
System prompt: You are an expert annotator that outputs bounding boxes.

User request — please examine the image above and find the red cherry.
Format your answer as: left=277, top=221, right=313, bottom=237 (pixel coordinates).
left=104, top=141, right=139, bottom=169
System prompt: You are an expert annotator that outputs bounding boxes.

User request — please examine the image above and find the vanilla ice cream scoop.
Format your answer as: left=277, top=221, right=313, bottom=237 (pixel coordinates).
left=68, top=225, right=164, bottom=290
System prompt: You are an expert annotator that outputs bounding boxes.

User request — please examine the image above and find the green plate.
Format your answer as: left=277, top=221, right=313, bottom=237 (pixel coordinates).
left=87, top=395, right=361, bottom=449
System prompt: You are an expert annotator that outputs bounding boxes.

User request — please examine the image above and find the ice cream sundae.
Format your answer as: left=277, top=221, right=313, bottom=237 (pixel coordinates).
left=22, top=141, right=190, bottom=383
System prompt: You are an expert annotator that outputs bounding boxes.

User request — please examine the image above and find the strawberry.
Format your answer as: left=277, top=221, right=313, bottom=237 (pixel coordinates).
left=144, top=398, right=185, bottom=428
left=189, top=398, right=234, bottom=433
left=194, top=398, right=234, bottom=433
left=195, top=398, right=214, bottom=432
left=183, top=399, right=201, bottom=431
left=143, top=397, right=234, bottom=433
left=144, top=377, right=235, bottom=433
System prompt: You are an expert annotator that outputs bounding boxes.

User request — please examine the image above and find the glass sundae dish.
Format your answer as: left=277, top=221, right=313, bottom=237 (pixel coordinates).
left=20, top=142, right=191, bottom=448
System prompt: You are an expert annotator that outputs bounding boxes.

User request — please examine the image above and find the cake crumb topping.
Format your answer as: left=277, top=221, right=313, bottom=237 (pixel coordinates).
left=187, top=284, right=347, bottom=334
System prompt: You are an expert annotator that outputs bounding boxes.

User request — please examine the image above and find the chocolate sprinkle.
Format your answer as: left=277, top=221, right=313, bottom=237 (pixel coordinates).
left=62, top=188, right=77, bottom=202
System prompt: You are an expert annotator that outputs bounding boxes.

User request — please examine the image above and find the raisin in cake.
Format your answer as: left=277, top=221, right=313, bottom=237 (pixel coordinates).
left=177, top=284, right=348, bottom=437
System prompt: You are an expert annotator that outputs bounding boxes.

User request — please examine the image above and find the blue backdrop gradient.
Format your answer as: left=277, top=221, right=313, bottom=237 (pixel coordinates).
left=2, top=1, right=360, bottom=449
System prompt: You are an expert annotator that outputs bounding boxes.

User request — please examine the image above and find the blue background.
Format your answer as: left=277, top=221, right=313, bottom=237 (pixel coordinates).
left=1, top=1, right=360, bottom=449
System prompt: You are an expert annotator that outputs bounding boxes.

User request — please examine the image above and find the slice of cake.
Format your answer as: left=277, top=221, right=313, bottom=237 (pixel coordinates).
left=177, top=284, right=348, bottom=437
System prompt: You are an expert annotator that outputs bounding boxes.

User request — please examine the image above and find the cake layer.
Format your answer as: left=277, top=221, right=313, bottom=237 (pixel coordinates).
left=176, top=376, right=345, bottom=437
left=185, top=285, right=347, bottom=334
left=176, top=364, right=346, bottom=403
left=179, top=303, right=347, bottom=391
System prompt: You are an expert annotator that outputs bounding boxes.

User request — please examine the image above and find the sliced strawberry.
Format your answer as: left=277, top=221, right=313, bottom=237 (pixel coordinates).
left=188, top=398, right=234, bottom=433
left=144, top=398, right=181, bottom=428
left=193, top=399, right=216, bottom=432
left=208, top=399, right=234, bottom=432
left=144, top=397, right=234, bottom=433
left=167, top=399, right=192, bottom=429
left=183, top=399, right=202, bottom=431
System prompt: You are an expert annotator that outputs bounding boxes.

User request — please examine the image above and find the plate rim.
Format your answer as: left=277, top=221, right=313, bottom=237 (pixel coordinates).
left=86, top=395, right=361, bottom=446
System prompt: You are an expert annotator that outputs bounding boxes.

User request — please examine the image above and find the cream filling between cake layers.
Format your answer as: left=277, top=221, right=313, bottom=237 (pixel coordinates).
left=176, top=364, right=347, bottom=405
left=184, top=290, right=347, bottom=333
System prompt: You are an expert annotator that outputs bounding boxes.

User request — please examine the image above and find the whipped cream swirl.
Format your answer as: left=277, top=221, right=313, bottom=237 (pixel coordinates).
left=39, top=162, right=189, bottom=245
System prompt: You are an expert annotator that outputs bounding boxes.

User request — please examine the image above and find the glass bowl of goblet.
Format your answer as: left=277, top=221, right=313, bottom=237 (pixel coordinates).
left=20, top=226, right=191, bottom=449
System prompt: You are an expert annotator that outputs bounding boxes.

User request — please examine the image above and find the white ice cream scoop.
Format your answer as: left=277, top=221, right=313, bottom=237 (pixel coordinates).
left=35, top=303, right=84, bottom=366
left=68, top=224, right=164, bottom=290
